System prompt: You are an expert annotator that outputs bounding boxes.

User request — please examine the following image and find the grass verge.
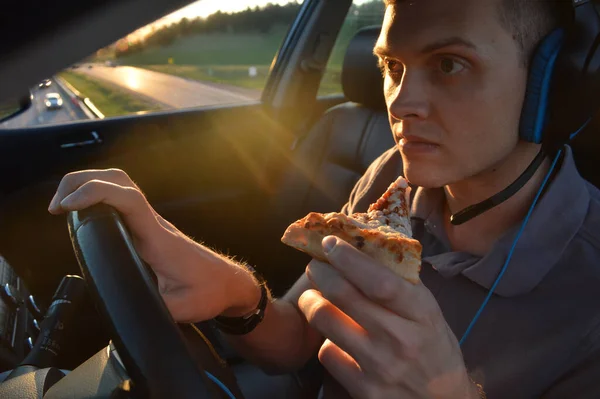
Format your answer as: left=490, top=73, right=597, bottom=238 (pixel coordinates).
left=140, top=64, right=269, bottom=91
left=135, top=64, right=344, bottom=96
left=58, top=71, right=162, bottom=117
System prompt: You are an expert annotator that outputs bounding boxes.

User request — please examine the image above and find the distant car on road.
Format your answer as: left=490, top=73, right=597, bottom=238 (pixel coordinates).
left=38, top=79, right=52, bottom=89
left=44, top=93, right=63, bottom=110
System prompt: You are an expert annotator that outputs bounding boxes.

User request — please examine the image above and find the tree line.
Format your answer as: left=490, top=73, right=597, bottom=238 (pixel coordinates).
left=116, top=1, right=385, bottom=58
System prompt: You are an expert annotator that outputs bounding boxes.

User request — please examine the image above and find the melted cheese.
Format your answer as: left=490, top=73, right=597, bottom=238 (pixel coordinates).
left=364, top=176, right=412, bottom=237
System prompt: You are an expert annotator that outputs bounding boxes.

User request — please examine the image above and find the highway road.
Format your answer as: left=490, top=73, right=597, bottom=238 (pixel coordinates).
left=77, top=64, right=261, bottom=109
left=0, top=81, right=89, bottom=129
left=0, top=65, right=261, bottom=129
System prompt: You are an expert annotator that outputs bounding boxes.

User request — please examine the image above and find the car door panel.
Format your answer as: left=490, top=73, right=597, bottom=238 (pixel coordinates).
left=0, top=103, right=294, bottom=301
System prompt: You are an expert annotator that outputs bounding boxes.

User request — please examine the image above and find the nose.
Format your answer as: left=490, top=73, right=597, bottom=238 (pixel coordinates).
left=386, top=70, right=429, bottom=121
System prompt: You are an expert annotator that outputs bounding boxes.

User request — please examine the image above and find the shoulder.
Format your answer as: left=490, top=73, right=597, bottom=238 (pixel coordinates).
left=577, top=181, right=600, bottom=251
left=555, top=180, right=600, bottom=295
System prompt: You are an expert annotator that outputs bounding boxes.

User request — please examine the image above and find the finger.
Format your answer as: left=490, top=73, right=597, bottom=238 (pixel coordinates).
left=57, top=179, right=159, bottom=235
left=322, top=236, right=438, bottom=323
left=318, top=340, right=371, bottom=399
left=49, top=169, right=138, bottom=213
left=307, top=260, right=418, bottom=341
left=299, top=289, right=381, bottom=371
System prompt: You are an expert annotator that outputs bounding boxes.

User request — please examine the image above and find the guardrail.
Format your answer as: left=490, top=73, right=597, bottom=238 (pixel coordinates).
left=55, top=76, right=105, bottom=119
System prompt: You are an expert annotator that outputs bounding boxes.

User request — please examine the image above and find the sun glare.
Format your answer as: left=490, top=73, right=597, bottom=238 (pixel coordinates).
left=164, top=0, right=299, bottom=21
left=124, top=69, right=141, bottom=90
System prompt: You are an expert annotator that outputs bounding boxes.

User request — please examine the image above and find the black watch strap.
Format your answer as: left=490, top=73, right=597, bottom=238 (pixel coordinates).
left=214, top=275, right=269, bottom=335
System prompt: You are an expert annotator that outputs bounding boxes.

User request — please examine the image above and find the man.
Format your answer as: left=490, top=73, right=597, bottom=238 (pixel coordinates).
left=48, top=0, right=600, bottom=397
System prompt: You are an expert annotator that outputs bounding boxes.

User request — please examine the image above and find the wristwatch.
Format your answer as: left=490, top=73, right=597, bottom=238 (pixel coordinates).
left=214, top=269, right=269, bottom=335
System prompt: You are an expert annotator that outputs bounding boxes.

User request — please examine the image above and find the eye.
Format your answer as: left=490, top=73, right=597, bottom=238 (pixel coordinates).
left=439, top=57, right=465, bottom=75
left=386, top=59, right=403, bottom=73
left=378, top=57, right=403, bottom=76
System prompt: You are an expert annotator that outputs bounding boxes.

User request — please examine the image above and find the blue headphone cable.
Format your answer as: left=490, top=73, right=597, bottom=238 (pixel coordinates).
left=205, top=370, right=238, bottom=399
left=458, top=148, right=562, bottom=346
left=459, top=119, right=591, bottom=346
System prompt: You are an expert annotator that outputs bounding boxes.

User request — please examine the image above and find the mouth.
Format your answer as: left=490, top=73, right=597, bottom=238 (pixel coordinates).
left=396, top=134, right=439, bottom=155
left=396, top=133, right=438, bottom=145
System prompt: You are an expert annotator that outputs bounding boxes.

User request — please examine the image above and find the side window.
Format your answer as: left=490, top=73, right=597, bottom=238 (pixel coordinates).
left=318, top=1, right=385, bottom=97
left=2, top=1, right=303, bottom=129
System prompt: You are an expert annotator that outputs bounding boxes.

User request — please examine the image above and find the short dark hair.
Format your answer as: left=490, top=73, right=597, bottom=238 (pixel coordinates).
left=383, top=0, right=572, bottom=66
left=496, top=0, right=571, bottom=66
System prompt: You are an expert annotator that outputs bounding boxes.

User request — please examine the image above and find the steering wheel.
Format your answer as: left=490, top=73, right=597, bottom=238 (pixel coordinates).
left=67, top=204, right=238, bottom=398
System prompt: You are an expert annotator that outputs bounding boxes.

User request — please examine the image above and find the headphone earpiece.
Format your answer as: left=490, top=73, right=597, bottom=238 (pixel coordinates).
left=519, top=29, right=565, bottom=143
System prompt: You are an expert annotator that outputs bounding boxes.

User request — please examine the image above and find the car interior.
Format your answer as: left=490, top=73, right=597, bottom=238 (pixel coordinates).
left=0, top=0, right=599, bottom=398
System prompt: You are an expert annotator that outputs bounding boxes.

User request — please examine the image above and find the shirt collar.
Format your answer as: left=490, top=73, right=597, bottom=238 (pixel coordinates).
left=410, top=146, right=590, bottom=297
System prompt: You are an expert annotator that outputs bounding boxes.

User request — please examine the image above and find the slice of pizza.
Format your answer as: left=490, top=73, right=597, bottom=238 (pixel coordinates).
left=281, top=176, right=422, bottom=283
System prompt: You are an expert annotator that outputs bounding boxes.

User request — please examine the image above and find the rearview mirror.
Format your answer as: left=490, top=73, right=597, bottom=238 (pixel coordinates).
left=0, top=92, right=32, bottom=123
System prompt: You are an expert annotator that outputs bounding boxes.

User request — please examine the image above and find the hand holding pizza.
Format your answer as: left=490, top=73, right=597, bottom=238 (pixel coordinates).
left=48, top=169, right=261, bottom=323
left=298, top=236, right=480, bottom=399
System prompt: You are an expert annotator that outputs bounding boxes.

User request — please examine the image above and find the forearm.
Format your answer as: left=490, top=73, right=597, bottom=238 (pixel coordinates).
left=222, top=274, right=323, bottom=374
left=181, top=240, right=322, bottom=373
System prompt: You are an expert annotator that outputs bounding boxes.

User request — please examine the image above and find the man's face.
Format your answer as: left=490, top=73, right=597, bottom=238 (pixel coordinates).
left=375, top=0, right=529, bottom=188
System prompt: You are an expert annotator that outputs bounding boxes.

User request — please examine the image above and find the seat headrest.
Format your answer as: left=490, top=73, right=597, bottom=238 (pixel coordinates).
left=342, top=26, right=386, bottom=110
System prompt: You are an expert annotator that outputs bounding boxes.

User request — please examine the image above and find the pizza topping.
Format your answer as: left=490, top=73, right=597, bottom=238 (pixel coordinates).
left=365, top=176, right=412, bottom=237
left=355, top=235, right=366, bottom=249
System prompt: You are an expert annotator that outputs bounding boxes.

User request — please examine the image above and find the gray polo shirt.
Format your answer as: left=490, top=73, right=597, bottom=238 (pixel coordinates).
left=322, top=145, right=600, bottom=398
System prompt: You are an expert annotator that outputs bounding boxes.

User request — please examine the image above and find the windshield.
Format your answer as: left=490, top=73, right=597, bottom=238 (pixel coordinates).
left=0, top=0, right=311, bottom=129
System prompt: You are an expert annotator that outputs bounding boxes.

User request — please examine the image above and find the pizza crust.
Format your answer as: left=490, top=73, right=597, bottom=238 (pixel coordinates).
left=281, top=212, right=422, bottom=284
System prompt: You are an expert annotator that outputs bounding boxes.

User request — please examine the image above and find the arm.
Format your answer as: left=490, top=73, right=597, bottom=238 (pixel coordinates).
left=223, top=272, right=325, bottom=374
left=48, top=169, right=323, bottom=374
left=299, top=236, right=480, bottom=399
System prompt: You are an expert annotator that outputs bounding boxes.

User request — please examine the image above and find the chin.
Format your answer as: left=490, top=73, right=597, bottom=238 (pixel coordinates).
left=402, top=163, right=450, bottom=189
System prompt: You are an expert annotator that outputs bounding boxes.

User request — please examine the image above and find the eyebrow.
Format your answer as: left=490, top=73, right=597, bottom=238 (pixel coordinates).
left=373, top=36, right=477, bottom=58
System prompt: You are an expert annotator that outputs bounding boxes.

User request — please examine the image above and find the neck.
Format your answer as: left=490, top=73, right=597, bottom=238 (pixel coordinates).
left=443, top=142, right=550, bottom=256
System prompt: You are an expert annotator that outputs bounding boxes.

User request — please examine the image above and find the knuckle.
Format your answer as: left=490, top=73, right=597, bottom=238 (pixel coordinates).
left=63, top=171, right=81, bottom=180
left=107, top=168, right=129, bottom=179
left=418, top=292, right=442, bottom=325
left=400, top=334, right=425, bottom=361
left=370, top=277, right=399, bottom=303
left=372, top=359, right=399, bottom=385
left=306, top=302, right=328, bottom=326
left=362, top=348, right=385, bottom=373
left=381, top=322, right=404, bottom=345
left=73, top=180, right=103, bottom=201
left=325, top=279, right=354, bottom=303
left=78, top=179, right=101, bottom=194
left=59, top=172, right=78, bottom=188
left=305, top=260, right=318, bottom=277
left=83, top=178, right=105, bottom=188
left=124, top=186, right=145, bottom=200
left=107, top=167, right=126, bottom=175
